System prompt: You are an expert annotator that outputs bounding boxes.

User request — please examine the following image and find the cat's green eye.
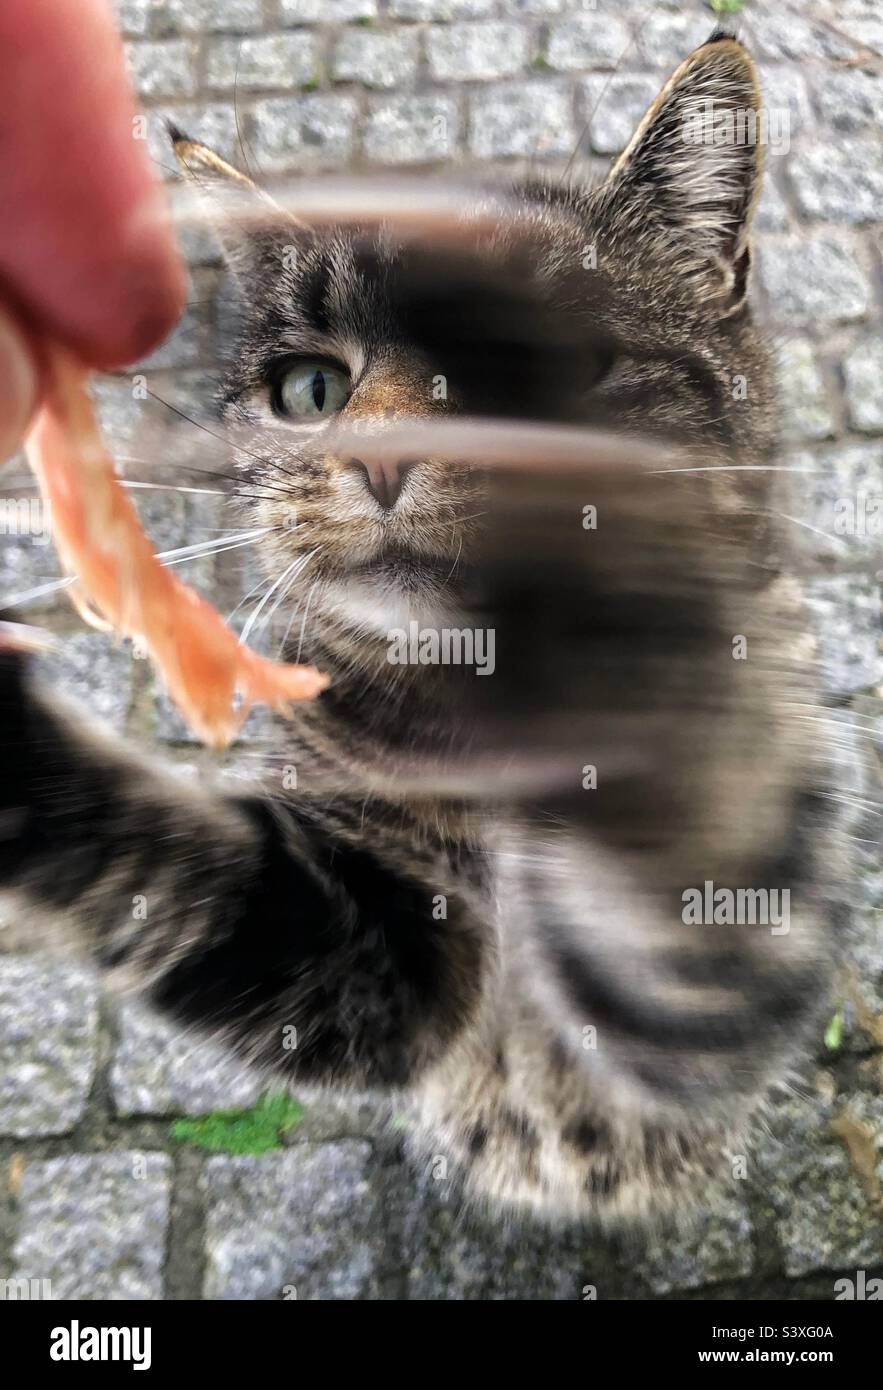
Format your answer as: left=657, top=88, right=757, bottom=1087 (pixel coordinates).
left=275, top=360, right=351, bottom=419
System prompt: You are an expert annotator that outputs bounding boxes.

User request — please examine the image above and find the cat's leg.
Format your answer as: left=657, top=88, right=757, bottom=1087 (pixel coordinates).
left=0, top=647, right=484, bottom=1088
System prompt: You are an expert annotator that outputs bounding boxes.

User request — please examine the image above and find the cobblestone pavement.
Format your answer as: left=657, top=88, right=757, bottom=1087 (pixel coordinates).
left=1, top=0, right=882, bottom=1299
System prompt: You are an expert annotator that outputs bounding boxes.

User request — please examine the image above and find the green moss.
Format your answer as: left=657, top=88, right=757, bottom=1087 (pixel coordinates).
left=170, top=1093, right=305, bottom=1155
left=709, top=0, right=745, bottom=14
left=302, top=77, right=322, bottom=93
left=824, top=1008, right=844, bottom=1053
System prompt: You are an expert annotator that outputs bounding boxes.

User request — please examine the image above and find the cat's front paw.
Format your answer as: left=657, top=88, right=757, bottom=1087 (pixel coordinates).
left=451, top=459, right=754, bottom=799
left=0, top=638, right=33, bottom=773
left=0, top=641, right=49, bottom=877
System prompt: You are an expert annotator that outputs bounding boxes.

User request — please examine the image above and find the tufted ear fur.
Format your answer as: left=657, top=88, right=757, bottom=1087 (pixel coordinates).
left=168, top=123, right=309, bottom=279
left=603, top=33, right=765, bottom=315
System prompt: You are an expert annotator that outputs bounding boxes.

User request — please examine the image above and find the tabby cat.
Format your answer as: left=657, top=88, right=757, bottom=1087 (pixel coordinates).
left=0, top=34, right=839, bottom=1220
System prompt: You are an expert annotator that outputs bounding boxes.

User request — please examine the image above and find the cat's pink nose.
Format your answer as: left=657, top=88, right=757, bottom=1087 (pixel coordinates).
left=350, top=457, right=415, bottom=510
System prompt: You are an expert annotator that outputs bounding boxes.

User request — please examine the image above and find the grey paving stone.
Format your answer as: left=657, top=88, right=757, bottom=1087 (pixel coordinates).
left=756, top=63, right=814, bottom=149
left=132, top=288, right=216, bottom=373
left=469, top=80, right=574, bottom=159
left=755, top=1088, right=883, bottom=1278
left=394, top=1164, right=608, bottom=1299
left=777, top=338, right=837, bottom=442
left=758, top=233, right=872, bottom=326
left=789, top=139, right=883, bottom=224
left=634, top=11, right=714, bottom=69
left=604, top=0, right=698, bottom=8
left=824, top=705, right=882, bottom=857
left=427, top=23, right=530, bottom=82
left=133, top=489, right=222, bottom=597
left=813, top=68, right=883, bottom=135
left=125, top=39, right=200, bottom=99
left=389, top=0, right=494, bottom=17
left=290, top=1089, right=390, bottom=1142
left=843, top=337, right=883, bottom=434
left=281, top=0, right=378, bottom=20
left=753, top=177, right=791, bottom=232
left=91, top=375, right=149, bottom=455
left=151, top=0, right=265, bottom=33
left=838, top=16, right=883, bottom=55
left=37, top=633, right=134, bottom=733
left=202, top=1144, right=381, bottom=1298
left=803, top=575, right=882, bottom=697
left=0, top=957, right=98, bottom=1137
left=636, top=1193, right=754, bottom=1295
left=581, top=74, right=659, bottom=155
left=499, top=0, right=565, bottom=13
left=206, top=33, right=320, bottom=93
left=779, top=440, right=883, bottom=567
left=750, top=14, right=862, bottom=63
left=545, top=15, right=632, bottom=71
left=840, top=902, right=883, bottom=1052
left=111, top=1001, right=262, bottom=1116
left=113, top=0, right=151, bottom=37
left=92, top=368, right=230, bottom=492
left=334, top=29, right=420, bottom=91
left=249, top=94, right=357, bottom=172
left=0, top=503, right=64, bottom=616
left=365, top=93, right=459, bottom=164
left=828, top=0, right=883, bottom=16
left=12, top=1154, right=171, bottom=1300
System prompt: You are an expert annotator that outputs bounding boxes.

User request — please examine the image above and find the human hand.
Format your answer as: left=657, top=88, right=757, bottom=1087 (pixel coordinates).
left=0, top=0, right=186, bottom=458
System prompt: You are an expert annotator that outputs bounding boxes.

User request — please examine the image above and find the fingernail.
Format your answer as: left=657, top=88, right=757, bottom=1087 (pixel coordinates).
left=0, top=309, right=38, bottom=460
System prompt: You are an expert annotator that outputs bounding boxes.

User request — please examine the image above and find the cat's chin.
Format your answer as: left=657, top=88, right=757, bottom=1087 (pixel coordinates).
left=320, top=563, right=467, bottom=639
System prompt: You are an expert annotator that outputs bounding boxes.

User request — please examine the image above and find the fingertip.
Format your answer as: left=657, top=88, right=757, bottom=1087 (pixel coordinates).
left=0, top=0, right=187, bottom=373
left=65, top=185, right=188, bottom=370
left=0, top=307, right=39, bottom=462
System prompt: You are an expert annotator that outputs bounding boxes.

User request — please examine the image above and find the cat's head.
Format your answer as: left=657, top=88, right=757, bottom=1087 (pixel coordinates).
left=172, top=33, right=775, bottom=649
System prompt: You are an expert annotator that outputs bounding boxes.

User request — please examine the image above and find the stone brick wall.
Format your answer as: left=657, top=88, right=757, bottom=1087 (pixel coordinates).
left=1, top=0, right=881, bottom=1299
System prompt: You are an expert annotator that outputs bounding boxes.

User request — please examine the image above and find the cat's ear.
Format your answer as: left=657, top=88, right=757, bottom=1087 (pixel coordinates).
left=168, top=123, right=258, bottom=190
left=605, top=33, right=764, bottom=314
left=168, top=124, right=305, bottom=277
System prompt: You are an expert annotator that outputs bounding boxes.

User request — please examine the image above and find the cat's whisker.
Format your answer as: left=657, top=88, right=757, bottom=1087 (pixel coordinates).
left=773, top=511, right=852, bottom=550
left=255, top=549, right=318, bottom=641
left=239, top=549, right=315, bottom=648
left=0, top=576, right=76, bottom=608
left=109, top=446, right=301, bottom=503
left=132, top=391, right=319, bottom=494
left=788, top=704, right=881, bottom=728
left=650, top=464, right=817, bottom=474
left=151, top=158, right=181, bottom=180
left=0, top=530, right=273, bottom=613
left=288, top=578, right=320, bottom=664
left=823, top=791, right=882, bottom=816
left=144, top=388, right=301, bottom=479
left=120, top=480, right=228, bottom=496
left=444, top=534, right=464, bottom=585
left=225, top=571, right=279, bottom=627
left=789, top=700, right=878, bottom=722
left=155, top=528, right=273, bottom=566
